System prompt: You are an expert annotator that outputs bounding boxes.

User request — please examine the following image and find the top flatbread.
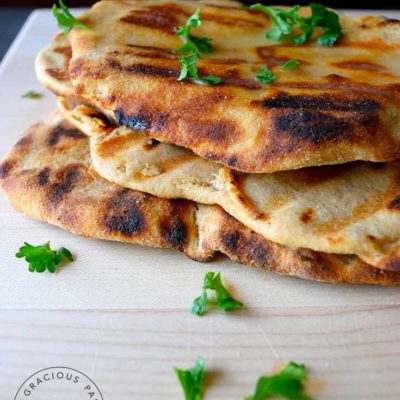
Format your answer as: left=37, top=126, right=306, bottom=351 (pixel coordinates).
left=2, top=111, right=400, bottom=285
left=67, top=0, right=400, bottom=173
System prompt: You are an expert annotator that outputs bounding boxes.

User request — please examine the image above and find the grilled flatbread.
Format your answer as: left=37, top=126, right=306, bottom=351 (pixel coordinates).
left=36, top=30, right=400, bottom=272
left=2, top=112, right=400, bottom=284
left=36, top=33, right=74, bottom=98
left=66, top=0, right=400, bottom=173
left=59, top=98, right=400, bottom=271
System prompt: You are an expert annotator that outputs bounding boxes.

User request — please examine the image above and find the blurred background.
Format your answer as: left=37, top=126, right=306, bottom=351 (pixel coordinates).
left=1, top=0, right=399, bottom=61
left=1, top=0, right=399, bottom=7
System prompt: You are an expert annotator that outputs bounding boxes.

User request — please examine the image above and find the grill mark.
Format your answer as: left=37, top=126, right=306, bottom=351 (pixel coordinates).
left=388, top=196, right=400, bottom=210
left=221, top=231, right=240, bottom=253
left=252, top=245, right=268, bottom=266
left=274, top=111, right=350, bottom=145
left=47, top=126, right=86, bottom=146
left=163, top=218, right=187, bottom=249
left=54, top=46, right=72, bottom=58
left=87, top=112, right=111, bottom=128
left=300, top=208, right=314, bottom=223
left=126, top=44, right=173, bottom=54
left=45, top=68, right=69, bottom=82
left=332, top=60, right=387, bottom=72
left=37, top=168, right=50, bottom=186
left=119, top=5, right=181, bottom=32
left=184, top=120, right=237, bottom=144
left=0, top=160, right=15, bottom=179
left=48, top=165, right=81, bottom=204
left=16, top=135, right=32, bottom=147
left=227, top=156, right=238, bottom=167
left=384, top=257, right=400, bottom=271
left=114, top=109, right=151, bottom=131
left=258, top=94, right=381, bottom=113
left=104, top=188, right=146, bottom=236
left=108, top=60, right=178, bottom=78
left=124, top=63, right=178, bottom=77
left=143, top=138, right=160, bottom=151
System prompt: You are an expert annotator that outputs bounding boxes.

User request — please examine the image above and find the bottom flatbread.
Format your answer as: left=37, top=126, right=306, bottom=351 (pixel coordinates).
left=1, top=111, right=400, bottom=285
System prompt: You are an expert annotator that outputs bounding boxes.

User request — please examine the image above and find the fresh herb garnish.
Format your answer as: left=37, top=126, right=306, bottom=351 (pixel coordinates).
left=175, top=8, right=220, bottom=84
left=281, top=59, right=300, bottom=70
left=16, top=242, right=73, bottom=273
left=250, top=3, right=342, bottom=47
left=174, top=357, right=205, bottom=400
left=52, top=0, right=88, bottom=35
left=255, top=66, right=278, bottom=85
left=245, top=362, right=312, bottom=400
left=190, top=271, right=243, bottom=316
left=22, top=90, right=42, bottom=99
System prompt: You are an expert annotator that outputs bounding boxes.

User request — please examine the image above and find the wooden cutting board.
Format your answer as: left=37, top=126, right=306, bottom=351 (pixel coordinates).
left=0, top=9, right=399, bottom=400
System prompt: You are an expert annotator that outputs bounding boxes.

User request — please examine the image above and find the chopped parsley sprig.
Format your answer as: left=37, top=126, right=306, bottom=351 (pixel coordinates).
left=245, top=362, right=312, bottom=400
left=174, top=357, right=205, bottom=400
left=255, top=66, right=278, bottom=85
left=16, top=242, right=73, bottom=273
left=52, top=0, right=88, bottom=35
left=250, top=3, right=342, bottom=47
left=281, top=59, right=300, bottom=70
left=22, top=91, right=42, bottom=99
left=174, top=9, right=221, bottom=84
left=190, top=271, right=243, bottom=316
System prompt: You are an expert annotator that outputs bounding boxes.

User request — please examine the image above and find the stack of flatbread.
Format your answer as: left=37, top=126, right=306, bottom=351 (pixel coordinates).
left=2, top=0, right=400, bottom=284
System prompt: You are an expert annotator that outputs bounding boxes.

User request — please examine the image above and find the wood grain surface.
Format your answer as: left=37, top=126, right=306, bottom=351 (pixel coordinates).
left=1, top=9, right=400, bottom=400
left=0, top=306, right=399, bottom=399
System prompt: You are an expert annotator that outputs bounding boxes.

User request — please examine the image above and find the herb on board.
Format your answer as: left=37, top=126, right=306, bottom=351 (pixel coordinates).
left=16, top=242, right=73, bottom=273
left=245, top=361, right=312, bottom=400
left=174, top=357, right=205, bottom=400
left=190, top=271, right=243, bottom=316
left=22, top=91, right=42, bottom=99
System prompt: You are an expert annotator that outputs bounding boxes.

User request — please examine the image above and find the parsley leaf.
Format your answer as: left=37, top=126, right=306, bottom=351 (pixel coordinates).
left=190, top=272, right=243, bottom=316
left=309, top=3, right=342, bottom=46
left=255, top=66, right=278, bottom=85
left=281, top=59, right=300, bottom=70
left=245, top=362, right=312, bottom=400
left=250, top=4, right=300, bottom=41
left=250, top=3, right=341, bottom=47
left=52, top=0, right=88, bottom=35
left=16, top=242, right=73, bottom=273
left=196, top=75, right=222, bottom=85
left=22, top=91, right=42, bottom=99
left=174, top=357, right=205, bottom=400
left=175, top=8, right=220, bottom=84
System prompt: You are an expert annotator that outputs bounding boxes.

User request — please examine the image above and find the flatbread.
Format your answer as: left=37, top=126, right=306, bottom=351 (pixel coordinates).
left=66, top=0, right=400, bottom=173
left=1, top=112, right=400, bottom=284
left=36, top=32, right=400, bottom=271
left=35, top=33, right=74, bottom=98
left=59, top=98, right=400, bottom=271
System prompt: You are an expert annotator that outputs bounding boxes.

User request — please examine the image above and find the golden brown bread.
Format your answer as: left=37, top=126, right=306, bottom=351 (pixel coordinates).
left=59, top=98, right=400, bottom=271
left=2, top=111, right=400, bottom=284
left=66, top=0, right=400, bottom=173
left=36, top=34, right=400, bottom=271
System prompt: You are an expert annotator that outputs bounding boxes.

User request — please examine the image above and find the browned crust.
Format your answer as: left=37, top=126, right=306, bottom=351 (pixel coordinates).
left=0, top=113, right=209, bottom=261
left=1, top=112, right=400, bottom=285
left=201, top=207, right=400, bottom=285
left=65, top=1, right=400, bottom=173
